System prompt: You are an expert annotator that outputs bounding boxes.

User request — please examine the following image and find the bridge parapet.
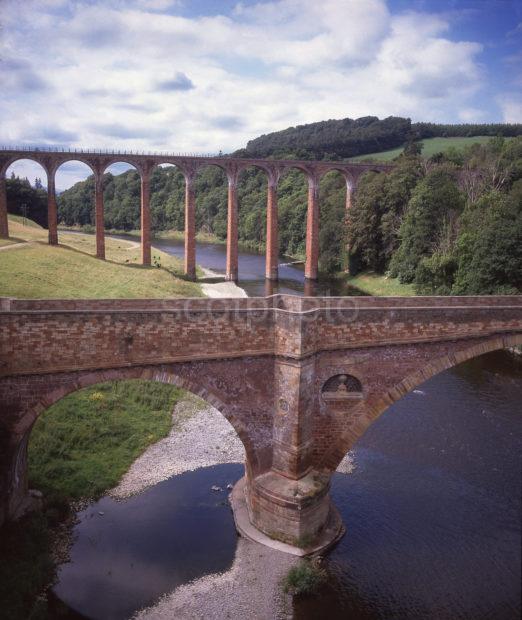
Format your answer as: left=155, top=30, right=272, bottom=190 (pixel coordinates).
left=1, top=295, right=521, bottom=378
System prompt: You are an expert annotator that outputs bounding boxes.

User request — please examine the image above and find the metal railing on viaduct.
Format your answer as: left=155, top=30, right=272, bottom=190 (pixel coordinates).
left=0, top=146, right=392, bottom=281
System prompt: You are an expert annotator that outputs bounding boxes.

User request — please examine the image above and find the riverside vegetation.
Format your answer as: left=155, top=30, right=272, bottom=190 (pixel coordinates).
left=0, top=380, right=197, bottom=620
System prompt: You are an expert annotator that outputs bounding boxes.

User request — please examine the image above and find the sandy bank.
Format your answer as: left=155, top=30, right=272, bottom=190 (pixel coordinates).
left=133, top=537, right=295, bottom=620
left=199, top=267, right=248, bottom=298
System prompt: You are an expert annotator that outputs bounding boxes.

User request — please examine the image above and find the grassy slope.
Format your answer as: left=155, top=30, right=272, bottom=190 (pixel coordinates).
left=0, top=215, right=202, bottom=298
left=348, top=136, right=499, bottom=162
left=28, top=380, right=200, bottom=501
left=344, top=272, right=415, bottom=296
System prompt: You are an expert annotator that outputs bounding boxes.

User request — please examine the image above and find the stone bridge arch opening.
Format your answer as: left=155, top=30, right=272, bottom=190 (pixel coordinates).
left=237, top=164, right=269, bottom=266
left=318, top=169, right=351, bottom=276
left=320, top=334, right=522, bottom=473
left=55, top=160, right=97, bottom=247
left=9, top=368, right=253, bottom=522
left=3, top=158, right=49, bottom=231
left=193, top=163, right=228, bottom=276
left=277, top=165, right=309, bottom=273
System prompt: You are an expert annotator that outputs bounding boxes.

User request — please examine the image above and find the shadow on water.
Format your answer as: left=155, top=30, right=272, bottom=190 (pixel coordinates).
left=51, top=464, right=244, bottom=620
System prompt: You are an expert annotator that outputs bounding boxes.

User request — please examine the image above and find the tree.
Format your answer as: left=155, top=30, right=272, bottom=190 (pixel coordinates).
left=452, top=190, right=522, bottom=294
left=389, top=168, right=464, bottom=283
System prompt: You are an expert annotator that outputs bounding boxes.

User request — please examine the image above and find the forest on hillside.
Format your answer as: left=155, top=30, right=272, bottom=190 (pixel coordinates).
left=348, top=137, right=522, bottom=295
left=241, top=115, right=522, bottom=159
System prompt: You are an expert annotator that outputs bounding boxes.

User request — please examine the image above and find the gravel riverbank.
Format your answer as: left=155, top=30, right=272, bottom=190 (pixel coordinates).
left=200, top=267, right=248, bottom=298
left=110, top=397, right=354, bottom=619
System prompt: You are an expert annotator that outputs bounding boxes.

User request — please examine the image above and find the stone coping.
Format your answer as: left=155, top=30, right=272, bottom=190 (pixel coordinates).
left=2, top=293, right=522, bottom=315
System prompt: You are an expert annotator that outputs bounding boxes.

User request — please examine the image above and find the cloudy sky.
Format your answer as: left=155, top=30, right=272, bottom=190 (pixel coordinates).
left=1, top=0, right=521, bottom=187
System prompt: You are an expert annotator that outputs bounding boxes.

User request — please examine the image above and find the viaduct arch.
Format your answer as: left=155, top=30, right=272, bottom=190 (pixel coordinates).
left=0, top=146, right=392, bottom=282
left=1, top=294, right=521, bottom=553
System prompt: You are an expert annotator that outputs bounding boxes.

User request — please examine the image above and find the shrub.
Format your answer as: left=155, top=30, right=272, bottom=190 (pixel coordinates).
left=282, top=560, right=327, bottom=596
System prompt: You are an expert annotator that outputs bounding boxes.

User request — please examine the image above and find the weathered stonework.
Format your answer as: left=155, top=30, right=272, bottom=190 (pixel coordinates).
left=1, top=294, right=521, bottom=552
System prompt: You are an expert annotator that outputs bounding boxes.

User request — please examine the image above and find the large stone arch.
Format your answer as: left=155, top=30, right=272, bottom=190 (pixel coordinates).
left=51, top=156, right=97, bottom=178
left=320, top=333, right=522, bottom=471
left=1, top=361, right=268, bottom=525
left=1, top=156, right=51, bottom=180
left=15, top=365, right=256, bottom=465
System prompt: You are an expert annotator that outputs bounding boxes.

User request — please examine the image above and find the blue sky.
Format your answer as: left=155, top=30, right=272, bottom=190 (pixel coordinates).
left=1, top=0, right=521, bottom=187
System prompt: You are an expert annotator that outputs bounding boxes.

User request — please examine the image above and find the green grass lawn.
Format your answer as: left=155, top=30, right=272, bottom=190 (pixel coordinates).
left=28, top=380, right=200, bottom=501
left=344, top=271, right=415, bottom=296
left=348, top=136, right=505, bottom=162
left=0, top=215, right=202, bottom=298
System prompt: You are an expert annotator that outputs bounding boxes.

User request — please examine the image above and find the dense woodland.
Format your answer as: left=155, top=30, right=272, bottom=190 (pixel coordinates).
left=349, top=137, right=522, bottom=294
left=6, top=116, right=522, bottom=294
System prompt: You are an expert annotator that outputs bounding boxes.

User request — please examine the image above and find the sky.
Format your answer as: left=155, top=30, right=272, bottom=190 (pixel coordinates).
left=1, top=0, right=521, bottom=188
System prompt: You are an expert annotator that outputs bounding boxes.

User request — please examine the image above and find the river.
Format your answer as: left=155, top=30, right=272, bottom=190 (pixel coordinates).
left=50, top=236, right=521, bottom=619
left=110, top=233, right=360, bottom=297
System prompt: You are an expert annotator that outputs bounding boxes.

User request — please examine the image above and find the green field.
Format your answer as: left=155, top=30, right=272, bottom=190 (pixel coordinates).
left=348, top=136, right=502, bottom=162
left=0, top=215, right=202, bottom=298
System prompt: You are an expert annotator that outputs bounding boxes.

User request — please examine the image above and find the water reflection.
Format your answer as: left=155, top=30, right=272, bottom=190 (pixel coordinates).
left=53, top=464, right=244, bottom=620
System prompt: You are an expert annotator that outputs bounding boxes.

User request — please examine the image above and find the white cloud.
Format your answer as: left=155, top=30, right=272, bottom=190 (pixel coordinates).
left=0, top=0, right=492, bottom=186
left=498, top=97, right=522, bottom=123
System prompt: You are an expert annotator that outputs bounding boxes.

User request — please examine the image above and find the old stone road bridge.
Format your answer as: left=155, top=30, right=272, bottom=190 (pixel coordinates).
left=1, top=294, right=521, bottom=553
left=0, top=146, right=391, bottom=281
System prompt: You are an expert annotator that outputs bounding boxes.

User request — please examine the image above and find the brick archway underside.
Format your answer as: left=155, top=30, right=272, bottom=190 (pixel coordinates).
left=317, top=333, right=522, bottom=471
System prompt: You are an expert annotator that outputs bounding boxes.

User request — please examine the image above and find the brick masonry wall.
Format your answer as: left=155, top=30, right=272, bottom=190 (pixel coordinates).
left=0, top=294, right=521, bottom=527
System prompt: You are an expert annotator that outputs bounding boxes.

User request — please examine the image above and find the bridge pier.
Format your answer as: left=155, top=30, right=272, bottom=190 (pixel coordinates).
left=226, top=171, right=239, bottom=281
left=233, top=357, right=344, bottom=553
left=47, top=172, right=58, bottom=245
left=184, top=174, right=196, bottom=280
left=305, top=175, right=319, bottom=280
left=141, top=172, right=151, bottom=266
left=0, top=176, right=8, bottom=238
left=265, top=176, right=279, bottom=281
left=95, top=175, right=105, bottom=260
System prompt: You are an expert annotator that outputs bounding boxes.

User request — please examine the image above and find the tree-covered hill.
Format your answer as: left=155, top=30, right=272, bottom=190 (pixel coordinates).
left=240, top=115, right=522, bottom=160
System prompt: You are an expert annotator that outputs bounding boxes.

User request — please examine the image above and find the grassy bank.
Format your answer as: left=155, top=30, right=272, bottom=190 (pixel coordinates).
left=348, top=136, right=506, bottom=162
left=1, top=379, right=201, bottom=620
left=0, top=215, right=202, bottom=298
left=28, top=380, right=193, bottom=501
left=344, top=271, right=415, bottom=296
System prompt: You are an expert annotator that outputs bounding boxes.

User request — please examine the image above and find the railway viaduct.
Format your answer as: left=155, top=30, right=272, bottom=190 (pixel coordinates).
left=1, top=294, right=521, bottom=553
left=0, top=146, right=392, bottom=282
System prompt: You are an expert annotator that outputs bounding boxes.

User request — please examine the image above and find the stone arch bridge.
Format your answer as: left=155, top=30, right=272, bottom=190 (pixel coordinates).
left=0, top=146, right=392, bottom=282
left=1, top=294, right=521, bottom=553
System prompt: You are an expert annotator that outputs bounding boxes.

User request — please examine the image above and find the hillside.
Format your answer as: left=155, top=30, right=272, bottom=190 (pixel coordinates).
left=348, top=136, right=503, bottom=162
left=0, top=215, right=202, bottom=298
left=241, top=116, right=522, bottom=160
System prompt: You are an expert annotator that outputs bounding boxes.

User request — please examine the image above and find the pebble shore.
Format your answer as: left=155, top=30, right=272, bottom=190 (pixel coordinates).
left=110, top=397, right=354, bottom=620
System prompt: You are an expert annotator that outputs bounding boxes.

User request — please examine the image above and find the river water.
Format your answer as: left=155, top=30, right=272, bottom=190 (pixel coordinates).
left=51, top=236, right=521, bottom=619
left=111, top=233, right=359, bottom=297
